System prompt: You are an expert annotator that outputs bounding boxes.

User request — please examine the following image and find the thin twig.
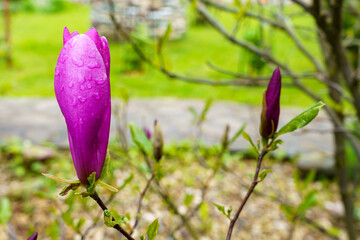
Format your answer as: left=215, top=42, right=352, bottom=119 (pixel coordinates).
left=226, top=150, right=268, bottom=240
left=90, top=192, right=135, bottom=240
left=132, top=173, right=155, bottom=232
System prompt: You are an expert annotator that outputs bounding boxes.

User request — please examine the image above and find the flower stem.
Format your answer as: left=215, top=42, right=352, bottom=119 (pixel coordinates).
left=226, top=150, right=268, bottom=240
left=90, top=192, right=135, bottom=240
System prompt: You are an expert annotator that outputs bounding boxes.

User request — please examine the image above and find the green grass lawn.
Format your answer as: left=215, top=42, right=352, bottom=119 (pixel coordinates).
left=0, top=2, right=327, bottom=106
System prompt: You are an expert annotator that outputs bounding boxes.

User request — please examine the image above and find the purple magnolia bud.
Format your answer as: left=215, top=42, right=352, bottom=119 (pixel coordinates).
left=260, top=67, right=281, bottom=138
left=143, top=127, right=152, bottom=140
left=54, top=27, right=111, bottom=184
left=27, top=232, right=38, bottom=240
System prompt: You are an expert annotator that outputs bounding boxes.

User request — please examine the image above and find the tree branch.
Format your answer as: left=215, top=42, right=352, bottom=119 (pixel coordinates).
left=226, top=150, right=268, bottom=240
left=90, top=192, right=135, bottom=240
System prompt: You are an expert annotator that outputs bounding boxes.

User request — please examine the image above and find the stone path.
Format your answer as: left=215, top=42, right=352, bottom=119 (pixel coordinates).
left=0, top=98, right=334, bottom=172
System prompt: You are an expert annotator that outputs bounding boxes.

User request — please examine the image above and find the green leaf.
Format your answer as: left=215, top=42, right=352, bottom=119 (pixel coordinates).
left=199, top=202, right=209, bottom=220
left=87, top=172, right=97, bottom=195
left=235, top=0, right=251, bottom=19
left=233, top=0, right=242, bottom=8
left=146, top=218, right=160, bottom=240
left=76, top=218, right=86, bottom=231
left=297, top=190, right=317, bottom=214
left=199, top=99, right=213, bottom=123
left=184, top=193, right=194, bottom=207
left=154, top=162, right=164, bottom=180
left=275, top=102, right=325, bottom=137
left=59, top=183, right=81, bottom=196
left=140, top=235, right=145, bottom=240
left=280, top=204, right=295, bottom=221
left=103, top=210, right=126, bottom=228
left=62, top=211, right=74, bottom=228
left=228, top=123, right=247, bottom=146
left=157, top=24, right=172, bottom=54
left=212, top=202, right=231, bottom=220
left=258, top=169, right=272, bottom=182
left=100, top=149, right=111, bottom=180
left=303, top=170, right=316, bottom=189
left=129, top=122, right=153, bottom=156
left=118, top=173, right=134, bottom=191
left=242, top=131, right=259, bottom=154
left=269, top=139, right=283, bottom=151
left=0, top=198, right=12, bottom=224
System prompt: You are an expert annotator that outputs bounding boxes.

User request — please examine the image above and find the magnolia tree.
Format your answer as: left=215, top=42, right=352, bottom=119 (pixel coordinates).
left=36, top=27, right=324, bottom=240
left=103, top=0, right=360, bottom=239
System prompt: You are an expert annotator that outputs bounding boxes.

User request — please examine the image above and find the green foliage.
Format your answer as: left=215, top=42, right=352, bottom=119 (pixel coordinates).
left=62, top=211, right=85, bottom=233
left=59, top=183, right=81, bottom=196
left=228, top=123, right=247, bottom=147
left=189, top=99, right=213, bottom=125
left=242, top=131, right=259, bottom=154
left=0, top=198, right=12, bottom=224
left=100, top=149, right=111, bottom=180
left=146, top=219, right=160, bottom=240
left=275, top=102, right=325, bottom=137
left=157, top=24, right=172, bottom=55
left=129, top=122, right=153, bottom=157
left=184, top=193, right=194, bottom=207
left=258, top=169, right=272, bottom=182
left=86, top=172, right=97, bottom=195
left=212, top=202, right=232, bottom=220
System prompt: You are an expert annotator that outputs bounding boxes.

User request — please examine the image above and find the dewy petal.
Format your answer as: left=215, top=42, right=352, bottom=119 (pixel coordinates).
left=63, top=27, right=79, bottom=45
left=84, top=28, right=109, bottom=75
left=101, top=36, right=110, bottom=77
left=55, top=33, right=110, bottom=184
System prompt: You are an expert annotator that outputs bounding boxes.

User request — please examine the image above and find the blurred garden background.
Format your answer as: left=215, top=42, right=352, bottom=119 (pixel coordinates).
left=0, top=0, right=359, bottom=239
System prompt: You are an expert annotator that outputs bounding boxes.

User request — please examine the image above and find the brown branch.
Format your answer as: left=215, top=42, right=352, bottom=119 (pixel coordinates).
left=226, top=150, right=268, bottom=240
left=90, top=192, right=135, bottom=240
left=207, top=62, right=317, bottom=79
left=201, top=0, right=324, bottom=73
left=131, top=173, right=155, bottom=232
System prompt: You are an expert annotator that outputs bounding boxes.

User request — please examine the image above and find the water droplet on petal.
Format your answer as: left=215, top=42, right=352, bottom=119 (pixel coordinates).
left=94, top=74, right=107, bottom=85
left=84, top=74, right=91, bottom=82
left=72, top=57, right=84, bottom=67
left=91, top=112, right=95, bottom=117
left=87, top=61, right=101, bottom=69
left=60, top=85, right=65, bottom=91
left=88, top=51, right=97, bottom=58
left=80, top=85, right=85, bottom=91
left=69, top=38, right=79, bottom=48
left=78, top=96, right=87, bottom=103
left=93, top=92, right=100, bottom=100
left=60, top=54, right=69, bottom=64
left=79, top=118, right=83, bottom=125
left=71, top=98, right=77, bottom=107
left=86, top=83, right=92, bottom=89
left=68, top=81, right=74, bottom=88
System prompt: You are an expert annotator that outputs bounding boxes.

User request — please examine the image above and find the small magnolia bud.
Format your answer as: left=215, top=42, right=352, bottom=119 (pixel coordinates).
left=27, top=232, right=38, bottom=240
left=221, top=124, right=230, bottom=150
left=143, top=127, right=152, bottom=140
left=260, top=67, right=281, bottom=139
left=153, top=120, right=163, bottom=162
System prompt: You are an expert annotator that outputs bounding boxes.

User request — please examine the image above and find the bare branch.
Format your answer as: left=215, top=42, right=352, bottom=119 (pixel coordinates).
left=131, top=173, right=155, bottom=232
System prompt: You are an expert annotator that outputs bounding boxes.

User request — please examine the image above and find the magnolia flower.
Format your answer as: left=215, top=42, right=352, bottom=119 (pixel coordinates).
left=27, top=232, right=38, bottom=240
left=260, top=67, right=281, bottom=139
left=54, top=27, right=111, bottom=184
